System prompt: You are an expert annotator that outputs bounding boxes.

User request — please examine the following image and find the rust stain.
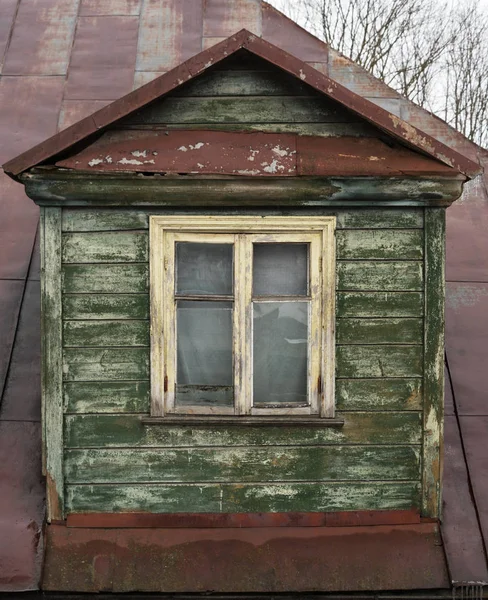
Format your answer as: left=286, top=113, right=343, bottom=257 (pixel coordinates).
left=56, top=130, right=298, bottom=176
left=43, top=522, right=449, bottom=592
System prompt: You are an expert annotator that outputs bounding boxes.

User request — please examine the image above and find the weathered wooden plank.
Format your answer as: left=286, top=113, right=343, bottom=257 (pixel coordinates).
left=62, top=209, right=149, bottom=232
left=62, top=264, right=148, bottom=293
left=62, top=232, right=148, bottom=264
left=64, top=381, right=150, bottom=414
left=336, top=292, right=423, bottom=317
left=336, top=318, right=423, bottom=345
left=63, top=320, right=149, bottom=347
left=64, top=445, right=420, bottom=484
left=63, top=348, right=149, bottom=381
left=66, top=484, right=221, bottom=513
left=422, top=208, right=445, bottom=519
left=336, top=209, right=423, bottom=229
left=63, top=294, right=149, bottom=320
left=337, top=262, right=423, bottom=291
left=336, top=230, right=423, bottom=260
left=337, top=345, right=423, bottom=378
left=66, top=481, right=420, bottom=514
left=64, top=412, right=422, bottom=448
left=173, top=69, right=315, bottom=97
left=27, top=173, right=462, bottom=207
left=120, top=122, right=378, bottom=137
left=336, top=379, right=422, bottom=411
left=41, top=207, right=64, bottom=521
left=125, top=96, right=356, bottom=125
left=61, top=209, right=423, bottom=233
left=222, top=481, right=420, bottom=513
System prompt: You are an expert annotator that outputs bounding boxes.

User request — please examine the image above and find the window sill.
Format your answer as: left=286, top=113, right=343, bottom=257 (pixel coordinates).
left=141, top=416, right=345, bottom=427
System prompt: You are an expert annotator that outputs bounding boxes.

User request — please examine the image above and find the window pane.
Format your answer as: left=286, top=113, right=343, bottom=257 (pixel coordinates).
left=253, top=243, right=308, bottom=296
left=176, top=301, right=233, bottom=407
left=253, top=302, right=308, bottom=404
left=176, top=243, right=233, bottom=296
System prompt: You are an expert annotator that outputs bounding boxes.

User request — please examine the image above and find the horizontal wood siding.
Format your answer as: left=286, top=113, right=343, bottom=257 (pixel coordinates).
left=61, top=207, right=424, bottom=514
left=66, top=482, right=420, bottom=514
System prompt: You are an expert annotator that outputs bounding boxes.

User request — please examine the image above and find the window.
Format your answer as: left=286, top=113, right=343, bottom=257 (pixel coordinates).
left=150, top=216, right=336, bottom=419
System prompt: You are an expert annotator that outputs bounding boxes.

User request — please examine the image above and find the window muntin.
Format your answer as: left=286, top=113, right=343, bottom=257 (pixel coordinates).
left=150, top=217, right=336, bottom=419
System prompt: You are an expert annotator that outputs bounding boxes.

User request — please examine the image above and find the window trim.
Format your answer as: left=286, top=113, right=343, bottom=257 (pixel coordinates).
left=150, top=216, right=336, bottom=419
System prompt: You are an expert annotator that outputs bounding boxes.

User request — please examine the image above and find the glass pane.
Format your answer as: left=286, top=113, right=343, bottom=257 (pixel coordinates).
left=253, top=243, right=308, bottom=296
left=176, top=301, right=233, bottom=407
left=253, top=302, right=308, bottom=404
left=176, top=243, right=233, bottom=296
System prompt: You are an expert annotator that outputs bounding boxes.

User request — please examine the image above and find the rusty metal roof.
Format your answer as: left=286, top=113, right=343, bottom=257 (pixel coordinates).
left=2, top=30, right=481, bottom=178
left=0, top=0, right=487, bottom=593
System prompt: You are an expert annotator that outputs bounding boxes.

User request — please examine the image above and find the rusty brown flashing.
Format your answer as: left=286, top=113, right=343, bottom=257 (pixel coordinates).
left=3, top=29, right=481, bottom=179
left=55, top=130, right=457, bottom=178
left=65, top=509, right=421, bottom=529
left=42, top=522, right=449, bottom=592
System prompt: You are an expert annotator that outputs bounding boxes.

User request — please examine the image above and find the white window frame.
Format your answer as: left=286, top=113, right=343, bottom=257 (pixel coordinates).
left=150, top=216, right=336, bottom=419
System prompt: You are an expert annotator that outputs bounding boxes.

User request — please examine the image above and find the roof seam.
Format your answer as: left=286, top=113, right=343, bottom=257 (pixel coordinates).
left=0, top=219, right=38, bottom=411
left=445, top=351, right=488, bottom=573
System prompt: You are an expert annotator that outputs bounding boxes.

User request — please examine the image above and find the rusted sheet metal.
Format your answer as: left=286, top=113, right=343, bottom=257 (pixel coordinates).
left=0, top=76, right=64, bottom=164
left=442, top=417, right=488, bottom=583
left=1, top=281, right=41, bottom=422
left=328, top=49, right=401, bottom=100
left=65, top=16, right=139, bottom=101
left=57, top=130, right=456, bottom=178
left=458, top=417, right=488, bottom=557
left=43, top=522, right=448, bottom=592
left=401, top=103, right=481, bottom=166
left=204, top=0, right=262, bottom=37
left=80, top=0, right=141, bottom=16
left=133, top=71, right=165, bottom=90
left=136, top=0, right=203, bottom=72
left=262, top=3, right=329, bottom=63
left=297, top=136, right=455, bottom=177
left=447, top=175, right=488, bottom=282
left=0, top=422, right=44, bottom=592
left=446, top=282, right=488, bottom=416
left=58, top=100, right=111, bottom=132
left=0, top=280, right=24, bottom=396
left=4, top=30, right=481, bottom=178
left=0, top=0, right=18, bottom=74
left=66, top=509, right=420, bottom=529
left=57, top=130, right=297, bottom=175
left=0, top=172, right=39, bottom=279
left=2, top=0, right=78, bottom=76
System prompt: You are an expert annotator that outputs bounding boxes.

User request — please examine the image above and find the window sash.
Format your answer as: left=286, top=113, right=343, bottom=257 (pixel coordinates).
left=150, top=216, right=336, bottom=418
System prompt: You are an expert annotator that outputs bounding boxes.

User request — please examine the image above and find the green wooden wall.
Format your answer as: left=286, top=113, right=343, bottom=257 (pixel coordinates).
left=60, top=207, right=425, bottom=514
left=39, top=55, right=445, bottom=518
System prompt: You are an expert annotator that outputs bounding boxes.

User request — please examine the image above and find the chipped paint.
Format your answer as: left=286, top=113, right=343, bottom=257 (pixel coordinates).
left=88, top=158, right=103, bottom=167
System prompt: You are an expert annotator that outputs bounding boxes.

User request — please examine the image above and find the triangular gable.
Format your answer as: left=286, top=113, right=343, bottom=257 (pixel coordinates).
left=3, top=29, right=481, bottom=178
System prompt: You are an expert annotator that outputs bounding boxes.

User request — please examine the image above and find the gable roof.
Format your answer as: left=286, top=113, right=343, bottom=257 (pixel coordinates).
left=3, top=29, right=481, bottom=179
